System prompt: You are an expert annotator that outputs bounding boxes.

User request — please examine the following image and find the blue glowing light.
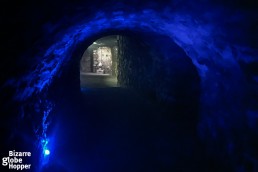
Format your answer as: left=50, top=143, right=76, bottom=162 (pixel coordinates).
left=41, top=138, right=51, bottom=157
left=44, top=149, right=50, bottom=156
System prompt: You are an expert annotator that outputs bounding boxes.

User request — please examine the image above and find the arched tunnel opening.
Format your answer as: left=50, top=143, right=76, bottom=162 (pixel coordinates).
left=77, top=31, right=201, bottom=124
left=80, top=35, right=119, bottom=88
left=1, top=1, right=258, bottom=172
left=46, top=31, right=202, bottom=172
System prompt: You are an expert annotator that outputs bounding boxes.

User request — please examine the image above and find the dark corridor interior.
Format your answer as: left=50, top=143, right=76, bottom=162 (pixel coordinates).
left=46, top=36, right=202, bottom=172
left=48, top=87, right=203, bottom=172
left=53, top=34, right=201, bottom=171
left=1, top=1, right=258, bottom=172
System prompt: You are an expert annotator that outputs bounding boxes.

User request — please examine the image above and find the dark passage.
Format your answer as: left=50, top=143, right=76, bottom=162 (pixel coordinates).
left=46, top=81, right=209, bottom=172
left=43, top=60, right=217, bottom=172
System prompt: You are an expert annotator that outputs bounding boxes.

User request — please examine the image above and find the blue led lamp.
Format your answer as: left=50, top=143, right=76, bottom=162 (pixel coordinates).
left=44, top=149, right=50, bottom=156
left=42, top=139, right=50, bottom=157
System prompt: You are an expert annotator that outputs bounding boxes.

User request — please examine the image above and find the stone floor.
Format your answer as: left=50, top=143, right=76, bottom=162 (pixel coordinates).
left=80, top=73, right=118, bottom=88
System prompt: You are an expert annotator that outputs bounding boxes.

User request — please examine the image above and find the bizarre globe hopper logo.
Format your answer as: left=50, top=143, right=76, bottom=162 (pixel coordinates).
left=2, top=150, right=32, bottom=170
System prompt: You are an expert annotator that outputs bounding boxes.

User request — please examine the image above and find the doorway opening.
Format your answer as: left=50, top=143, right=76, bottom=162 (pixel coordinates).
left=80, top=35, right=118, bottom=88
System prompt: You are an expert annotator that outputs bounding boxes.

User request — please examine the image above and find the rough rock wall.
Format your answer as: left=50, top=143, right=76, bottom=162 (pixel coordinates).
left=80, top=50, right=91, bottom=73
left=117, top=34, right=200, bottom=123
left=115, top=28, right=257, bottom=170
left=111, top=46, right=118, bottom=76
left=117, top=36, right=154, bottom=94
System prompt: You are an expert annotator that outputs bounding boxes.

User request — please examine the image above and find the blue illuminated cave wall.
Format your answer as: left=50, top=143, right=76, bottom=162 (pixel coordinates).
left=1, top=0, right=258, bottom=171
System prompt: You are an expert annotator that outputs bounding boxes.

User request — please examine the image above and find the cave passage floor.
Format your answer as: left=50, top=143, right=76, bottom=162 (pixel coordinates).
left=80, top=72, right=118, bottom=88
left=45, top=76, right=221, bottom=172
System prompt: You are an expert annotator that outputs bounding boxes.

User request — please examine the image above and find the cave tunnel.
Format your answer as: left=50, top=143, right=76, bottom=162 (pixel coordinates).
left=80, top=35, right=119, bottom=88
left=1, top=0, right=258, bottom=172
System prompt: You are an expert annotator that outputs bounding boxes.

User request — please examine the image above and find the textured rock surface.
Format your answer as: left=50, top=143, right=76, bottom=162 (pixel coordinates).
left=117, top=35, right=200, bottom=109
left=1, top=0, right=258, bottom=171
